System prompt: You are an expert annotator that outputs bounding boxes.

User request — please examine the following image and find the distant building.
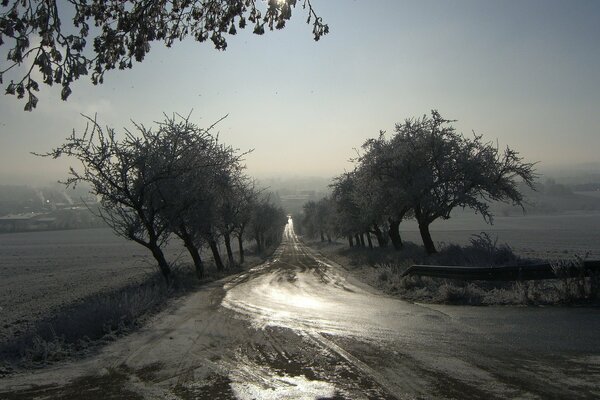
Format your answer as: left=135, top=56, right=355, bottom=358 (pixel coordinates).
left=0, top=213, right=56, bottom=232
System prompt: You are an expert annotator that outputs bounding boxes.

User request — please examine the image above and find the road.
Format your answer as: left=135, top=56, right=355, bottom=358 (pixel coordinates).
left=1, top=219, right=599, bottom=399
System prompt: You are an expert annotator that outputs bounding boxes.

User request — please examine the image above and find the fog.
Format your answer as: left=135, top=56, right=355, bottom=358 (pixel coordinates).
left=1, top=0, right=600, bottom=187
left=2, top=2, right=600, bottom=397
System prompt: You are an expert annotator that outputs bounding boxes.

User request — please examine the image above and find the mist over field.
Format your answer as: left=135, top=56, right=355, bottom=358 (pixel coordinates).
left=2, top=1, right=600, bottom=398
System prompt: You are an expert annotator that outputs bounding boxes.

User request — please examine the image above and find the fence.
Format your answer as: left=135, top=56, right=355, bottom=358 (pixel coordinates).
left=401, top=260, right=600, bottom=281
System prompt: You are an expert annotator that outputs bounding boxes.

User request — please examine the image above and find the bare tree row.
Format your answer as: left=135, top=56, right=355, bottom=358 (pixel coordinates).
left=39, top=114, right=287, bottom=282
left=301, top=111, right=537, bottom=254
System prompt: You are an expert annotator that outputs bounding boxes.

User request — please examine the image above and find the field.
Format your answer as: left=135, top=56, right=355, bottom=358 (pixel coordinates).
left=400, top=211, right=600, bottom=260
left=0, top=228, right=192, bottom=347
left=1, top=212, right=599, bottom=352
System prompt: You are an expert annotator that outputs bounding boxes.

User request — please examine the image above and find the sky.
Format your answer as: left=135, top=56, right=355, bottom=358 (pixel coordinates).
left=1, top=0, right=599, bottom=186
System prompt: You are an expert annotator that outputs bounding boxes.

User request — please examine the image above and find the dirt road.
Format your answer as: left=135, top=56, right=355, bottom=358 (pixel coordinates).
left=1, top=219, right=599, bottom=399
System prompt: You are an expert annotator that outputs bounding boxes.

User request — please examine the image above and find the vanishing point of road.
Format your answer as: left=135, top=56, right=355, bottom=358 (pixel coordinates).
left=1, top=219, right=599, bottom=399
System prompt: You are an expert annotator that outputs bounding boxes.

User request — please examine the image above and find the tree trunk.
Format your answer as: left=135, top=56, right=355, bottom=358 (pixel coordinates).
left=255, top=232, right=262, bottom=253
left=184, top=240, right=204, bottom=278
left=355, top=234, right=361, bottom=247
left=359, top=233, right=365, bottom=247
left=388, top=218, right=403, bottom=250
left=150, top=244, right=171, bottom=283
left=320, top=231, right=325, bottom=242
left=418, top=222, right=437, bottom=254
left=366, top=232, right=373, bottom=249
left=224, top=232, right=235, bottom=266
left=348, top=235, right=354, bottom=247
left=209, top=239, right=225, bottom=271
left=237, top=233, right=245, bottom=264
left=372, top=224, right=387, bottom=247
left=179, top=226, right=204, bottom=278
left=326, top=233, right=332, bottom=243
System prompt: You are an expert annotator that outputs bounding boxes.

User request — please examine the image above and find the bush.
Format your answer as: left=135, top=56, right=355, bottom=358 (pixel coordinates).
left=432, top=232, right=521, bottom=267
left=314, top=235, right=598, bottom=306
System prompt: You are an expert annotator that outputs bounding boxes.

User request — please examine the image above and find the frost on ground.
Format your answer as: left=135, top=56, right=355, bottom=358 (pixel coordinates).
left=0, top=228, right=186, bottom=348
left=308, top=235, right=600, bottom=306
left=0, top=227, right=268, bottom=372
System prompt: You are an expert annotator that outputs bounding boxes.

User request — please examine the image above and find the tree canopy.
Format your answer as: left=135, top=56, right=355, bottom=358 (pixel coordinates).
left=1, top=0, right=328, bottom=110
left=302, top=110, right=537, bottom=254
left=38, top=112, right=286, bottom=281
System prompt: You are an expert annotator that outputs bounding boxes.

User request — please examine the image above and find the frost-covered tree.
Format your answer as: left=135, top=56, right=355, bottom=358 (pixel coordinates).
left=324, top=111, right=537, bottom=254
left=38, top=112, right=254, bottom=280
left=229, top=178, right=257, bottom=264
left=151, top=114, right=242, bottom=277
left=386, top=110, right=536, bottom=254
left=247, top=195, right=286, bottom=253
left=211, top=161, right=252, bottom=267
left=37, top=115, right=190, bottom=281
left=329, top=171, right=364, bottom=247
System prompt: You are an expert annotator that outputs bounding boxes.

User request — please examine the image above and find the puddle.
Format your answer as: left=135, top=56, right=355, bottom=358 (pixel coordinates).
left=231, top=374, right=338, bottom=400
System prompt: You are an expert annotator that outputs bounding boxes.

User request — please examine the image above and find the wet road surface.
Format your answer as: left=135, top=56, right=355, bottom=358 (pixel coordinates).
left=1, top=220, right=599, bottom=399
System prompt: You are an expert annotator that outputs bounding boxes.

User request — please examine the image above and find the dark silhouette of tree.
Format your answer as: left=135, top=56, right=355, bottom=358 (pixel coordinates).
left=212, top=163, right=248, bottom=268
left=1, top=0, right=328, bottom=110
left=351, top=162, right=394, bottom=249
left=37, top=115, right=191, bottom=281
left=37, top=111, right=290, bottom=280
left=247, top=195, right=286, bottom=253
left=301, top=200, right=318, bottom=239
left=150, top=114, right=241, bottom=278
left=311, top=110, right=537, bottom=255
left=384, top=110, right=536, bottom=254
left=225, top=176, right=256, bottom=265
left=329, top=171, right=363, bottom=247
left=168, top=129, right=248, bottom=274
left=301, top=197, right=335, bottom=242
left=316, top=197, right=335, bottom=243
left=356, top=132, right=414, bottom=250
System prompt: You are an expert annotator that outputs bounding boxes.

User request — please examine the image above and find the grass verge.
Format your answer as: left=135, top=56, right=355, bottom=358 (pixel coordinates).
left=308, top=233, right=600, bottom=307
left=0, top=246, right=274, bottom=376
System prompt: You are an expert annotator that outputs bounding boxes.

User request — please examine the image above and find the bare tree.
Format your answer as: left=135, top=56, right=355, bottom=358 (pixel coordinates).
left=37, top=115, right=190, bottom=282
left=301, top=197, right=335, bottom=242
left=158, top=117, right=248, bottom=274
left=387, top=110, right=537, bottom=254
left=149, top=114, right=235, bottom=278
left=329, top=172, right=363, bottom=247
left=356, top=132, right=413, bottom=250
left=351, top=165, right=393, bottom=249
left=321, top=111, right=537, bottom=255
left=1, top=0, right=328, bottom=110
left=216, top=174, right=256, bottom=266
left=247, top=195, right=286, bottom=253
left=231, top=179, right=257, bottom=264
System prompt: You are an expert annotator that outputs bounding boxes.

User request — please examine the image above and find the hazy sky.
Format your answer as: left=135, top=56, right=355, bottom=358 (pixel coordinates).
left=1, top=0, right=599, bottom=185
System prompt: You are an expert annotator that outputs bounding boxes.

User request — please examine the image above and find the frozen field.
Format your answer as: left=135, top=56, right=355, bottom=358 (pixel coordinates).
left=401, top=212, right=600, bottom=260
left=0, top=228, right=190, bottom=345
left=1, top=213, right=599, bottom=348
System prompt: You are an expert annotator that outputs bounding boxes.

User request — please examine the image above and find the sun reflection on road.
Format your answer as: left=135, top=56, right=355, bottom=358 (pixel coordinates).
left=231, top=373, right=337, bottom=400
left=267, top=287, right=324, bottom=310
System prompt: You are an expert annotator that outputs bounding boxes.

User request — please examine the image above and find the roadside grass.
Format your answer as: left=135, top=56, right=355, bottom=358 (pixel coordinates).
left=0, top=245, right=275, bottom=375
left=307, top=233, right=600, bottom=306
left=0, top=266, right=195, bottom=373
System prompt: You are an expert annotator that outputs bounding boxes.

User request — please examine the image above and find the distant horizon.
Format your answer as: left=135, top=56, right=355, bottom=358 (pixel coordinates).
left=1, top=160, right=599, bottom=189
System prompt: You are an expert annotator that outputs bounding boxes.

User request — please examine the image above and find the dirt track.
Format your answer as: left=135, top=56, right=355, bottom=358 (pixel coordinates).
left=1, top=220, right=599, bottom=398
